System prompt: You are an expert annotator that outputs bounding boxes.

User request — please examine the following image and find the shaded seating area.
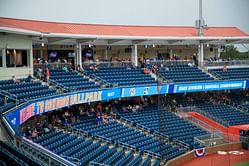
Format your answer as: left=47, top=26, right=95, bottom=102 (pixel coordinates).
left=195, top=102, right=249, bottom=126
left=50, top=70, right=100, bottom=92
left=33, top=130, right=160, bottom=166
left=85, top=67, right=157, bottom=87
left=117, top=105, right=208, bottom=149
left=158, top=64, right=213, bottom=83
left=72, top=116, right=185, bottom=160
left=0, top=79, right=57, bottom=102
left=0, top=140, right=42, bottom=166
left=209, top=67, right=249, bottom=80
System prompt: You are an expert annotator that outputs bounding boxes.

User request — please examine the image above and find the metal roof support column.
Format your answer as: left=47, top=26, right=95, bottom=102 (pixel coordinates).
left=170, top=49, right=173, bottom=60
left=217, top=47, right=221, bottom=60
left=198, top=41, right=204, bottom=65
left=132, top=44, right=138, bottom=67
left=30, top=48, right=34, bottom=76
left=77, top=43, right=82, bottom=67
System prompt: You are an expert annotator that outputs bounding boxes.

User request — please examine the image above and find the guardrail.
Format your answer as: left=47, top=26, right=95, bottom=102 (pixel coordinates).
left=193, top=131, right=247, bottom=148
left=0, top=89, right=19, bottom=104
left=203, top=60, right=249, bottom=67
left=89, top=161, right=110, bottom=166
left=82, top=61, right=132, bottom=68
left=34, top=63, right=72, bottom=71
left=150, top=60, right=193, bottom=66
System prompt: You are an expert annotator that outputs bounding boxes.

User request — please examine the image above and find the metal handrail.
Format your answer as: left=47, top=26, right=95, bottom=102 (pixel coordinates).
left=60, top=155, right=80, bottom=165
left=203, top=60, right=249, bottom=67
left=89, top=161, right=110, bottom=166
left=143, top=150, right=161, bottom=158
left=0, top=89, right=19, bottom=104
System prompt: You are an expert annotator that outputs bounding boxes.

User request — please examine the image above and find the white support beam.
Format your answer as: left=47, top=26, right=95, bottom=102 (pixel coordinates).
left=217, top=47, right=221, bottom=59
left=47, top=37, right=67, bottom=43
left=131, top=44, right=138, bottom=67
left=107, top=39, right=124, bottom=44
left=132, top=40, right=148, bottom=44
left=78, top=44, right=82, bottom=67
left=198, top=42, right=204, bottom=64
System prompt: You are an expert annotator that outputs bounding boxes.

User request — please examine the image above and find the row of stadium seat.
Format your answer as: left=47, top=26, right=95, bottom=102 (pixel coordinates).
left=208, top=67, right=249, bottom=80
left=0, top=79, right=58, bottom=102
left=72, top=116, right=185, bottom=160
left=158, top=64, right=214, bottom=83
left=34, top=130, right=160, bottom=166
left=85, top=67, right=157, bottom=87
left=117, top=105, right=207, bottom=149
left=195, top=102, right=249, bottom=126
left=49, top=70, right=101, bottom=92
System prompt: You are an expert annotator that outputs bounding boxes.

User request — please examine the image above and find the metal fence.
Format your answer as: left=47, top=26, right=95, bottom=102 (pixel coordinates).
left=203, top=60, right=249, bottom=67
left=194, top=132, right=247, bottom=148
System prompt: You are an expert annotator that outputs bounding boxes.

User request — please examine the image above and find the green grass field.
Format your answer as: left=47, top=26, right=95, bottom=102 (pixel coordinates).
left=233, top=161, right=249, bottom=166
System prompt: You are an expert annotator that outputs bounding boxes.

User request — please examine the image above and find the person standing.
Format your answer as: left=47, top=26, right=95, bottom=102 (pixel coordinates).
left=45, top=67, right=50, bottom=82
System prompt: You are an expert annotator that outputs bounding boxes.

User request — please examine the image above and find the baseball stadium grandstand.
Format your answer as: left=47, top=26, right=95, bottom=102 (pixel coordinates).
left=1, top=0, right=249, bottom=165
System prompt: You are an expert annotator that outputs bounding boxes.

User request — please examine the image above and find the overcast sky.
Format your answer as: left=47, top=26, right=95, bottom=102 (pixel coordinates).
left=0, top=0, right=248, bottom=51
left=0, top=0, right=248, bottom=33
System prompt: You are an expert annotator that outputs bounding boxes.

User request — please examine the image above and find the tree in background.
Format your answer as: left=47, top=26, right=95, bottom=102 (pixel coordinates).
left=221, top=45, right=249, bottom=60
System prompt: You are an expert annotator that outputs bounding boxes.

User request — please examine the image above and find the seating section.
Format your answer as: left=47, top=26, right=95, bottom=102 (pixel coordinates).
left=72, top=116, right=185, bottom=160
left=50, top=70, right=100, bottom=91
left=0, top=79, right=57, bottom=102
left=158, top=64, right=213, bottom=83
left=195, top=102, right=249, bottom=126
left=33, top=130, right=160, bottom=166
left=0, top=140, right=42, bottom=166
left=209, top=67, right=249, bottom=80
left=85, top=67, right=157, bottom=87
left=117, top=105, right=208, bottom=149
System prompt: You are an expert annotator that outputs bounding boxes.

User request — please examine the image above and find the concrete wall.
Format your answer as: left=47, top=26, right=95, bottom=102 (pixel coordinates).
left=0, top=34, right=33, bottom=80
left=166, top=142, right=242, bottom=166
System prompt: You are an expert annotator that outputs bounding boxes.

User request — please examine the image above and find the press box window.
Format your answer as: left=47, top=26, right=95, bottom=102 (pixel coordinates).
left=6, top=49, right=29, bottom=67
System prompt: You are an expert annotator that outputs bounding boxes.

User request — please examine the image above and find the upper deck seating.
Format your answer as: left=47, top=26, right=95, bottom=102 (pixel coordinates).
left=50, top=70, right=100, bottom=91
left=0, top=79, right=57, bottom=102
left=85, top=67, right=157, bottom=87
left=158, top=64, right=213, bottom=83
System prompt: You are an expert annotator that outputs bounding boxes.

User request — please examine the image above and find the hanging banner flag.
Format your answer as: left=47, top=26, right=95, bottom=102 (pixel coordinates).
left=194, top=148, right=206, bottom=157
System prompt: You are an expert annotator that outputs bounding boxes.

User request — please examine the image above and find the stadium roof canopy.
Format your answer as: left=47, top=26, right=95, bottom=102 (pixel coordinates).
left=0, top=17, right=249, bottom=46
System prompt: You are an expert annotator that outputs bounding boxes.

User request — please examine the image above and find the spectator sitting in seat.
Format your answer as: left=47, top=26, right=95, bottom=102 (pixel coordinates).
left=143, top=68, right=150, bottom=74
left=76, top=65, right=84, bottom=72
left=102, top=113, right=107, bottom=123
left=12, top=75, right=21, bottom=84
left=27, top=73, right=33, bottom=81
left=62, top=65, right=69, bottom=72
left=96, top=113, right=102, bottom=125
left=222, top=65, right=227, bottom=72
